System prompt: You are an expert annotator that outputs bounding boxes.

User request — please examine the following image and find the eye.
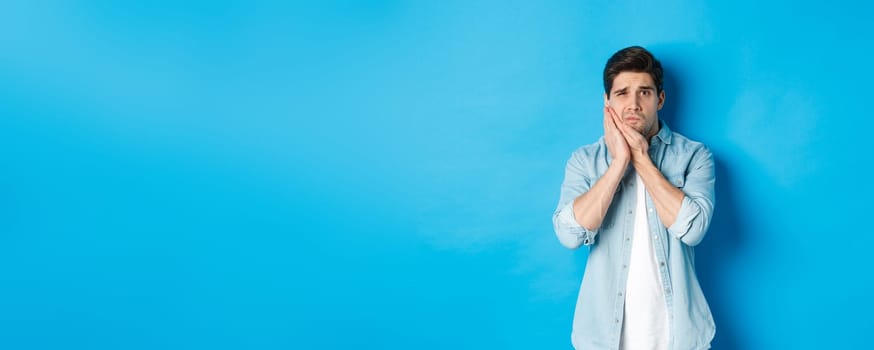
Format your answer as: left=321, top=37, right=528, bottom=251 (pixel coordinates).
left=641, top=90, right=650, bottom=96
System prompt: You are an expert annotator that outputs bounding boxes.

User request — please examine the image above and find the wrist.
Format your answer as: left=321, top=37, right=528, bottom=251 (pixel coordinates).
left=609, top=156, right=630, bottom=171
left=612, top=154, right=630, bottom=164
left=631, top=154, right=654, bottom=171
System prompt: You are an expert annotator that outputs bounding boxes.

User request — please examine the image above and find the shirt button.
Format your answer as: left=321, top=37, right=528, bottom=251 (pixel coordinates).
left=618, top=292, right=623, bottom=296
left=660, top=262, right=665, bottom=267
left=622, top=264, right=627, bottom=269
left=653, top=235, right=659, bottom=240
left=615, top=319, right=620, bottom=323
left=648, top=207, right=653, bottom=212
left=628, top=210, right=632, bottom=214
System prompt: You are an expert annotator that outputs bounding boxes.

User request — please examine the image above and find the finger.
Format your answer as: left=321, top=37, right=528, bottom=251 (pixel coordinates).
left=603, top=110, right=614, bottom=141
left=616, top=123, right=633, bottom=143
left=609, top=108, right=626, bottom=129
left=611, top=113, right=639, bottom=137
left=606, top=105, right=620, bottom=122
left=610, top=111, right=630, bottom=135
left=604, top=107, right=619, bottom=133
left=608, top=107, right=626, bottom=131
left=617, top=125, right=639, bottom=143
left=616, top=119, right=634, bottom=136
left=614, top=120, right=642, bottom=146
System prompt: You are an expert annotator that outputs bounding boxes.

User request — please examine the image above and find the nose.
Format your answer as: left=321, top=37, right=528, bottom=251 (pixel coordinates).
left=627, top=94, right=642, bottom=111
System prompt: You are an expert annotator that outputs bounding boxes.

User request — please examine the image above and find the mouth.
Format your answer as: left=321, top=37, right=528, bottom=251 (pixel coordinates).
left=624, top=116, right=641, bottom=123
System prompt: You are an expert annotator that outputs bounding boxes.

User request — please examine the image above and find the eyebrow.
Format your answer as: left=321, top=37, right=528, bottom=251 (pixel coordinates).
left=613, top=86, right=655, bottom=95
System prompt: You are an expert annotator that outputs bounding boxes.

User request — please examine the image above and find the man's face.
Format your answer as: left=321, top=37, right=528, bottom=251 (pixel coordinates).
left=604, top=71, right=665, bottom=138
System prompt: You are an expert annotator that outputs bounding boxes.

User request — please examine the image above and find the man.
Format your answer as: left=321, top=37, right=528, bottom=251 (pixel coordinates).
left=552, top=46, right=716, bottom=350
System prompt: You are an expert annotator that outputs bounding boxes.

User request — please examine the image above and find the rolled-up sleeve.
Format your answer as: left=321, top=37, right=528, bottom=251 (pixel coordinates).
left=667, top=146, right=716, bottom=246
left=553, top=151, right=599, bottom=249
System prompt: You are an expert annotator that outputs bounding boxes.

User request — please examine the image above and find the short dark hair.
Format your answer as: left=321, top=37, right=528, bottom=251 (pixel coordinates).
left=603, top=46, right=663, bottom=96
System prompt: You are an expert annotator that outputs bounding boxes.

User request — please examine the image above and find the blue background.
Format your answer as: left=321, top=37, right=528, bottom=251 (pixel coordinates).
left=1, top=1, right=871, bottom=349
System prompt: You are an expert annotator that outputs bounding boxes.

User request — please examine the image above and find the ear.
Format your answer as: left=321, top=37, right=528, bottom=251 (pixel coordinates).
left=604, top=93, right=610, bottom=107
left=657, top=90, right=665, bottom=110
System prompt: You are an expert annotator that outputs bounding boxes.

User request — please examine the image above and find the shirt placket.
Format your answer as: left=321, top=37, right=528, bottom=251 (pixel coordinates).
left=612, top=171, right=636, bottom=348
left=649, top=140, right=675, bottom=313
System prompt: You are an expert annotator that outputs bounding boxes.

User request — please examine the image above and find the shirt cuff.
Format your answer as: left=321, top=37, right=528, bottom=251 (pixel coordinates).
left=558, top=202, right=581, bottom=227
left=557, top=202, right=598, bottom=246
left=668, top=196, right=697, bottom=239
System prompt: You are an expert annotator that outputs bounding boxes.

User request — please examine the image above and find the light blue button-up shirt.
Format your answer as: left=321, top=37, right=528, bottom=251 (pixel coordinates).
left=553, top=121, right=716, bottom=350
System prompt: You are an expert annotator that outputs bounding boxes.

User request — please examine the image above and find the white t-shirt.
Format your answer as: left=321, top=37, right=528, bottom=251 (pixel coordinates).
left=620, top=173, right=670, bottom=350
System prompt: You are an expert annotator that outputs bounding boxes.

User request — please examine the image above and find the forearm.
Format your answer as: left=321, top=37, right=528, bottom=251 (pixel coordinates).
left=572, top=159, right=628, bottom=231
left=633, top=157, right=684, bottom=227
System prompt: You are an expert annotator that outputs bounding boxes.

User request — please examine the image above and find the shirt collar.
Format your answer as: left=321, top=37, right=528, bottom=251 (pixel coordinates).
left=653, top=120, right=673, bottom=145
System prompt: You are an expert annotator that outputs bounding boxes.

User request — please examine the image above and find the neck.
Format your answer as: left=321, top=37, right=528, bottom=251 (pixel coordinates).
left=645, top=122, right=661, bottom=142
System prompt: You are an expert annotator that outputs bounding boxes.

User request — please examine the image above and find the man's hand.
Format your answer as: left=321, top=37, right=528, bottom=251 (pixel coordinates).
left=565, top=107, right=632, bottom=233
left=607, top=106, right=649, bottom=164
left=607, top=106, right=685, bottom=228
left=603, top=106, right=630, bottom=165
